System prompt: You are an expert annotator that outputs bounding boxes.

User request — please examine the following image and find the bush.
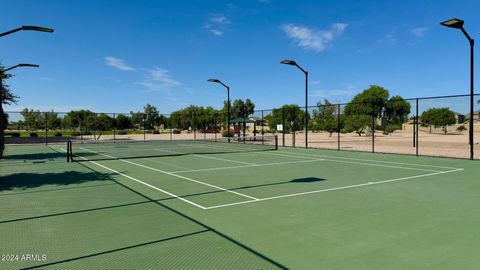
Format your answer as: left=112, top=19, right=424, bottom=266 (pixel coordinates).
left=10, top=132, right=21, bottom=137
left=172, top=129, right=181, bottom=134
left=71, top=132, right=81, bottom=136
left=54, top=132, right=62, bottom=137
left=117, top=130, right=127, bottom=135
left=222, top=129, right=235, bottom=137
left=457, top=125, right=467, bottom=133
left=152, top=130, right=160, bottom=134
left=82, top=131, right=92, bottom=135
left=383, top=124, right=401, bottom=135
left=30, top=132, right=38, bottom=137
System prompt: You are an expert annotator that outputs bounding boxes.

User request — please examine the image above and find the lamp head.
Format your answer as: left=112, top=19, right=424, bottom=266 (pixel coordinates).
left=18, top=64, right=40, bottom=68
left=21, top=25, right=54, bottom=33
left=440, top=18, right=464, bottom=29
left=280, top=60, right=297, bottom=66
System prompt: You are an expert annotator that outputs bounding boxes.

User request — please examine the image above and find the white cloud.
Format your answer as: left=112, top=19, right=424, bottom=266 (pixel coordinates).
left=412, top=27, right=427, bottom=37
left=136, top=67, right=182, bottom=92
left=209, top=15, right=228, bottom=24
left=377, top=33, right=396, bottom=46
left=210, top=29, right=224, bottom=36
left=280, top=23, right=348, bottom=52
left=309, top=85, right=358, bottom=103
left=205, top=14, right=231, bottom=36
left=105, top=56, right=136, bottom=71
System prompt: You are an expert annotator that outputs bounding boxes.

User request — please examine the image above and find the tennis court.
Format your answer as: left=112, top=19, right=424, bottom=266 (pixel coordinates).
left=1, top=139, right=479, bottom=269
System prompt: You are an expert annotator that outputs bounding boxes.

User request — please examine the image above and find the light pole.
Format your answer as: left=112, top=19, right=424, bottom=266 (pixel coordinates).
left=0, top=64, right=39, bottom=158
left=440, top=18, right=475, bottom=160
left=0, top=24, right=52, bottom=159
left=281, top=60, right=309, bottom=148
left=208, top=79, right=231, bottom=139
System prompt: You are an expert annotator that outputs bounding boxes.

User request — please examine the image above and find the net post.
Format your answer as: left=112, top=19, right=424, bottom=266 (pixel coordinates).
left=275, top=134, right=278, bottom=150
left=66, top=140, right=71, bottom=162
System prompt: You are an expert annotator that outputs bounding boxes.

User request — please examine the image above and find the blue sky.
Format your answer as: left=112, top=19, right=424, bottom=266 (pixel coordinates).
left=1, top=0, right=479, bottom=114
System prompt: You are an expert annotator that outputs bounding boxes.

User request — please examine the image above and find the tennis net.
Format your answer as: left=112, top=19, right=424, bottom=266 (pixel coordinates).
left=67, top=135, right=278, bottom=162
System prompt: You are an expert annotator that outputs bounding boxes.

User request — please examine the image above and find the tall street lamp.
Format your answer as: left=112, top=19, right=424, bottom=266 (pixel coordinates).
left=0, top=24, right=53, bottom=159
left=208, top=79, right=231, bottom=138
left=0, top=64, right=39, bottom=158
left=440, top=18, right=475, bottom=160
left=281, top=60, right=309, bottom=148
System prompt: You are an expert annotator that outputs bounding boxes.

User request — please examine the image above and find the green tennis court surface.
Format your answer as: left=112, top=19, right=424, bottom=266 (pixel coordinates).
left=1, top=142, right=479, bottom=269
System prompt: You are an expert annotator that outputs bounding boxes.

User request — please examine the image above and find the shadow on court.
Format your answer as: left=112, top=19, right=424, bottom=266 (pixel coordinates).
left=0, top=171, right=114, bottom=191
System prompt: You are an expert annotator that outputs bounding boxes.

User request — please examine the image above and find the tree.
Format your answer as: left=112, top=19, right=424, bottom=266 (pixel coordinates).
left=46, top=111, right=61, bottom=130
left=343, top=85, right=389, bottom=118
left=420, top=108, right=456, bottom=134
left=115, top=114, right=132, bottom=130
left=344, top=114, right=372, bottom=136
left=63, top=110, right=95, bottom=131
left=312, top=99, right=338, bottom=136
left=84, top=113, right=113, bottom=140
left=265, top=104, right=306, bottom=132
left=20, top=108, right=43, bottom=130
left=130, top=112, right=145, bottom=129
left=1, top=113, right=8, bottom=130
left=143, top=103, right=160, bottom=129
left=385, top=95, right=411, bottom=125
left=1, top=63, right=19, bottom=159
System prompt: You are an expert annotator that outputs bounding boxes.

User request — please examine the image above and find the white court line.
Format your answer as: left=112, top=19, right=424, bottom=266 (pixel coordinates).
left=59, top=148, right=206, bottom=209
left=277, top=150, right=463, bottom=170
left=259, top=151, right=445, bottom=173
left=79, top=147, right=259, bottom=201
left=154, top=148, right=255, bottom=165
left=205, top=168, right=464, bottom=210
left=170, top=159, right=325, bottom=174
left=138, top=157, right=191, bottom=171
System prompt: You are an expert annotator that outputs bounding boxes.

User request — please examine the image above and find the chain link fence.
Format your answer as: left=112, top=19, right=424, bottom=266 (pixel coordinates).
left=3, top=93, right=480, bottom=159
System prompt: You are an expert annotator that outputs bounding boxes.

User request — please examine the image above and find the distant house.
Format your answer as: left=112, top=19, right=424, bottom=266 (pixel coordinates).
left=453, top=112, right=465, bottom=124
left=465, top=110, right=480, bottom=123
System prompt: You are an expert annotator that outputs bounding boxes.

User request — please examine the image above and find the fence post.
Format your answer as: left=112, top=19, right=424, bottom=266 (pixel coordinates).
left=282, top=107, right=285, bottom=147
left=337, top=104, right=341, bottom=151
left=292, top=121, right=295, bottom=148
left=416, top=98, right=419, bottom=156
left=143, top=114, right=146, bottom=141
left=169, top=117, right=173, bottom=140
left=80, top=118, right=83, bottom=142
left=261, top=110, right=264, bottom=145
left=193, top=111, right=196, bottom=140
left=45, top=111, right=48, bottom=145
left=113, top=113, right=116, bottom=142
left=372, top=103, right=375, bottom=153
